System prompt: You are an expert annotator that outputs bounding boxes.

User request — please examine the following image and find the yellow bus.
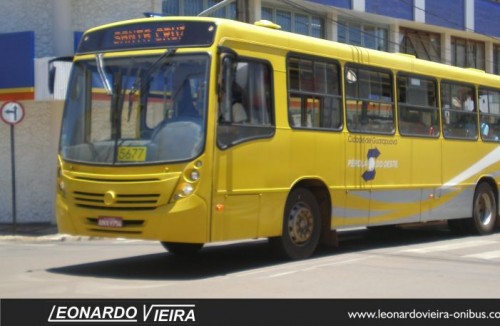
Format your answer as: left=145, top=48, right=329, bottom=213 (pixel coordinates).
left=56, top=16, right=500, bottom=260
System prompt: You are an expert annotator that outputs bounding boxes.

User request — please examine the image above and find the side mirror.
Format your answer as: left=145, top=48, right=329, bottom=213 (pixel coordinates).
left=217, top=46, right=238, bottom=101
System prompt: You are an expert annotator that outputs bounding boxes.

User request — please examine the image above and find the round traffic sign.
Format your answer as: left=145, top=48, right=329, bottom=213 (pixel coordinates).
left=1, top=101, right=25, bottom=125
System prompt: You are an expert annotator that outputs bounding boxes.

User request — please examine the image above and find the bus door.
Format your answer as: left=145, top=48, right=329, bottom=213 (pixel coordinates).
left=344, top=131, right=371, bottom=227
left=211, top=53, right=276, bottom=241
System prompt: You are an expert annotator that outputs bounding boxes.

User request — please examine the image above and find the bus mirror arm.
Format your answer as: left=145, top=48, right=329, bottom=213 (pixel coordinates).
left=217, top=46, right=238, bottom=106
left=48, top=56, right=73, bottom=94
left=217, top=46, right=238, bottom=58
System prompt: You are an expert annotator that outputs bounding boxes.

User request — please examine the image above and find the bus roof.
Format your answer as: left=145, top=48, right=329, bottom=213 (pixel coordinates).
left=79, top=16, right=500, bottom=89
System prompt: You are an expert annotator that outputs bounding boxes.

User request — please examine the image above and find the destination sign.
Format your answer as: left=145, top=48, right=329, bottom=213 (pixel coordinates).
left=77, top=21, right=216, bottom=53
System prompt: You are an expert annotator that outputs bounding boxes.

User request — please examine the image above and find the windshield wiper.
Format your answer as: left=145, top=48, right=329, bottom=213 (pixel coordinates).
left=95, top=53, right=112, bottom=95
left=127, top=48, right=177, bottom=121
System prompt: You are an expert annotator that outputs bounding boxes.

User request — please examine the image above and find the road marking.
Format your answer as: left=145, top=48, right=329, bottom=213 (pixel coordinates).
left=463, top=250, right=500, bottom=260
left=232, top=255, right=370, bottom=279
left=399, top=240, right=498, bottom=254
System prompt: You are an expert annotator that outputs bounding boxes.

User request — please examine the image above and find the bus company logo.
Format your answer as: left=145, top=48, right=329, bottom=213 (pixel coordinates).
left=362, top=148, right=381, bottom=181
left=47, top=303, right=196, bottom=324
left=347, top=148, right=399, bottom=182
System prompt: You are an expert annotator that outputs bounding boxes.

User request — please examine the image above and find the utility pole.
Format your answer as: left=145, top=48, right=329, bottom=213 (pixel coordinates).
left=236, top=0, right=249, bottom=22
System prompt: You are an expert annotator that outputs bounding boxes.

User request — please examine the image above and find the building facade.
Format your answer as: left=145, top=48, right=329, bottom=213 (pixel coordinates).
left=0, top=0, right=499, bottom=224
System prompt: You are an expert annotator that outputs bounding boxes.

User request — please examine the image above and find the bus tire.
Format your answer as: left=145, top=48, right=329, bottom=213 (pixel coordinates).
left=270, top=188, right=321, bottom=260
left=463, top=183, right=497, bottom=235
left=161, top=242, right=203, bottom=255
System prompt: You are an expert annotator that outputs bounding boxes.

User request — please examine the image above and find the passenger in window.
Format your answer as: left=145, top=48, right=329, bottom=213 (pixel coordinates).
left=220, top=82, right=248, bottom=123
left=481, top=122, right=489, bottom=137
left=462, top=114, right=477, bottom=137
left=177, top=80, right=199, bottom=119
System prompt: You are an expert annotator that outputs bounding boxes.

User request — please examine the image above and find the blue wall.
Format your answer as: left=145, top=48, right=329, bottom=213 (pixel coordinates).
left=74, top=31, right=84, bottom=52
left=475, top=0, right=500, bottom=37
left=366, top=0, right=413, bottom=20
left=0, top=31, right=35, bottom=89
left=426, top=0, right=465, bottom=30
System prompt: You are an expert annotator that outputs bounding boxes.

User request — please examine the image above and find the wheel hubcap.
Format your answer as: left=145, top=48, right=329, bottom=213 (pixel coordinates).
left=287, top=203, right=314, bottom=245
left=476, top=192, right=493, bottom=226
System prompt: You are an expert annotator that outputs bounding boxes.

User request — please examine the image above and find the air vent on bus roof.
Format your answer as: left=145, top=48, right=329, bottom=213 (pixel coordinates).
left=254, top=20, right=281, bottom=30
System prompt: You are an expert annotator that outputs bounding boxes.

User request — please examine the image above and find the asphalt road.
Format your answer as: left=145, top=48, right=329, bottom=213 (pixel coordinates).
left=1, top=223, right=500, bottom=298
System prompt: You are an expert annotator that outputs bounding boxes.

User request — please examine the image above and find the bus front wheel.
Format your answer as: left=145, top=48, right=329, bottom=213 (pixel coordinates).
left=270, top=188, right=321, bottom=260
left=161, top=242, right=203, bottom=255
left=464, top=183, right=497, bottom=235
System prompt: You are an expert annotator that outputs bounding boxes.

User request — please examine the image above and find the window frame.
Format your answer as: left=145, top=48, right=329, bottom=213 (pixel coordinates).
left=440, top=80, right=478, bottom=140
left=337, top=18, right=389, bottom=51
left=478, top=86, right=500, bottom=142
left=216, top=56, right=275, bottom=150
left=396, top=72, right=440, bottom=138
left=261, top=6, right=325, bottom=38
left=451, top=37, right=485, bottom=70
left=344, top=63, right=395, bottom=135
left=286, top=53, right=343, bottom=132
left=162, top=0, right=236, bottom=19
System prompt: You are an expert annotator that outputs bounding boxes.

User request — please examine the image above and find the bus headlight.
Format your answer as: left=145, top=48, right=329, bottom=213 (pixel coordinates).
left=58, top=180, right=66, bottom=193
left=182, top=183, right=194, bottom=196
left=171, top=183, right=194, bottom=201
left=57, top=167, right=66, bottom=197
left=190, top=170, right=200, bottom=181
left=170, top=161, right=202, bottom=202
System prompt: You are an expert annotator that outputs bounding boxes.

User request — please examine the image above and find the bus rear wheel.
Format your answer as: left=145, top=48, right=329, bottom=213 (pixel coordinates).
left=463, top=183, right=497, bottom=235
left=270, top=188, right=321, bottom=260
left=161, top=242, right=203, bottom=255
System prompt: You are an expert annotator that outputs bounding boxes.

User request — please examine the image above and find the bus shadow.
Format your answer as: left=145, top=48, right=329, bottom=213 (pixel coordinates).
left=48, top=239, right=278, bottom=281
left=48, top=223, right=471, bottom=281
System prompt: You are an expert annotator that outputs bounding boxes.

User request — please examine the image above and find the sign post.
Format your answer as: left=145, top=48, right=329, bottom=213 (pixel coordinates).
left=1, top=101, right=25, bottom=233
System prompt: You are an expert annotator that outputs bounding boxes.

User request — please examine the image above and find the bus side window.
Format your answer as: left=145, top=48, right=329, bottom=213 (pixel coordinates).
left=345, top=65, right=394, bottom=134
left=397, top=74, right=439, bottom=137
left=441, top=81, right=477, bottom=140
left=217, top=59, right=274, bottom=149
left=479, top=87, right=500, bottom=142
left=287, top=56, right=342, bottom=130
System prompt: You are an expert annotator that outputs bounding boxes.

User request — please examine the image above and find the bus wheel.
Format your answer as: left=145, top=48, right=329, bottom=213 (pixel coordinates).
left=464, top=183, right=497, bottom=235
left=161, top=242, right=203, bottom=255
left=270, top=188, right=321, bottom=260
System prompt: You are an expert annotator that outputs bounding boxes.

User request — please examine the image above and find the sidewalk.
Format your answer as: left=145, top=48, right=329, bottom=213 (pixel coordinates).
left=0, top=223, right=95, bottom=241
left=0, top=223, right=58, bottom=237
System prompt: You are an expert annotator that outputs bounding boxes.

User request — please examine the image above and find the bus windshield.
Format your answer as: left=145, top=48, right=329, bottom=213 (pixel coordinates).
left=60, top=53, right=209, bottom=165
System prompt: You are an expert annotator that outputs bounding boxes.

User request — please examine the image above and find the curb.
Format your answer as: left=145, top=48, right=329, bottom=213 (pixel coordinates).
left=0, top=233, right=101, bottom=242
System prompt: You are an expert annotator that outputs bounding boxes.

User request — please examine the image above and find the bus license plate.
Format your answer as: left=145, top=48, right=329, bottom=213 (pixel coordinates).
left=97, top=216, right=123, bottom=228
left=117, top=146, right=147, bottom=162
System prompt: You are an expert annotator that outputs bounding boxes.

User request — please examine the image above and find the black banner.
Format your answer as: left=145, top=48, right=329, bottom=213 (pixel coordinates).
left=2, top=299, right=500, bottom=326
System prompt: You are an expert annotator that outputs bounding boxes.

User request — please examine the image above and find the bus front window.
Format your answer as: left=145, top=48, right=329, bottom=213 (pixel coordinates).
left=60, top=53, right=209, bottom=165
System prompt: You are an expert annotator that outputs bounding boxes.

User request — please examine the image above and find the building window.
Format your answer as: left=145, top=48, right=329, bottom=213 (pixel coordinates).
left=337, top=19, right=388, bottom=51
left=261, top=6, right=324, bottom=38
left=162, top=0, right=236, bottom=19
left=399, top=28, right=441, bottom=63
left=451, top=37, right=485, bottom=70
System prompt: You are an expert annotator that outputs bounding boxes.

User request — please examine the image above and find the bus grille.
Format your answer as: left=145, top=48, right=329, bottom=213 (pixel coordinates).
left=73, top=191, right=160, bottom=210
